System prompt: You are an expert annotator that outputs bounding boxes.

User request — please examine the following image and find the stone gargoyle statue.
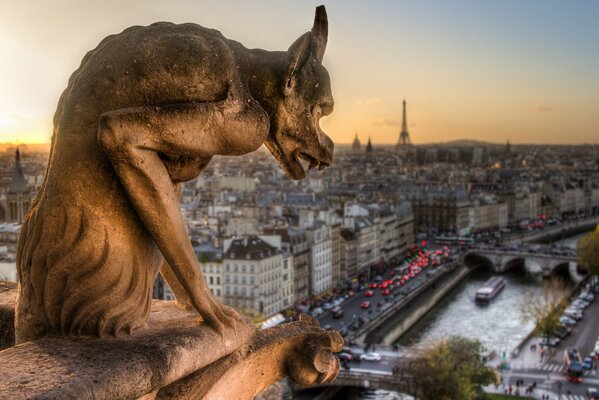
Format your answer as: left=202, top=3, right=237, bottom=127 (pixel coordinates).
left=15, top=5, right=333, bottom=346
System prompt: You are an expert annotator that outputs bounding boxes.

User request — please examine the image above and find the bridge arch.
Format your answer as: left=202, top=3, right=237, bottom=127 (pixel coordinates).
left=463, top=253, right=494, bottom=272
left=501, top=257, right=526, bottom=274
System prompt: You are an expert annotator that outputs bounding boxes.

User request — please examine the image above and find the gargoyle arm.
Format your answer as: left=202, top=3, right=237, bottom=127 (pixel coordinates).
left=97, top=94, right=268, bottom=333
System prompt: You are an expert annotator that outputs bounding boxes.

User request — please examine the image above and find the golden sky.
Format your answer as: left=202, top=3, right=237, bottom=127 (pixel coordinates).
left=1, top=0, right=598, bottom=145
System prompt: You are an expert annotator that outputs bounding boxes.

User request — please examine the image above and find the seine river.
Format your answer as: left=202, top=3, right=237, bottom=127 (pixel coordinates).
left=349, top=231, right=591, bottom=400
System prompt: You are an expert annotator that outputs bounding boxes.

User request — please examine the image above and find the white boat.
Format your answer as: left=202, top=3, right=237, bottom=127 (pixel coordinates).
left=475, top=277, right=505, bottom=303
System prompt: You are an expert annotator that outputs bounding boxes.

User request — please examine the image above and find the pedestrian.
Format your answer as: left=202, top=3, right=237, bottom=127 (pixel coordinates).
left=508, top=384, right=512, bottom=395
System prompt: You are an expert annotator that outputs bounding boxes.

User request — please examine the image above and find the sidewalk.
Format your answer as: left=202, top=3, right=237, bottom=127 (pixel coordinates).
left=509, top=335, right=554, bottom=371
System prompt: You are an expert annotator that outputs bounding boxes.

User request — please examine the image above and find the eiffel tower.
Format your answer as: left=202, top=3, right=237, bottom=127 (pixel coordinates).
left=396, top=99, right=413, bottom=148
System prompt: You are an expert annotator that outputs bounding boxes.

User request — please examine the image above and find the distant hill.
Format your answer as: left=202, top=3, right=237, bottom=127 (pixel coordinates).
left=421, top=139, right=501, bottom=147
left=0, top=142, right=51, bottom=153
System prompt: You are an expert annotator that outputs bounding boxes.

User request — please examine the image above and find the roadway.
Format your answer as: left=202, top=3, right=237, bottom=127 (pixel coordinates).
left=503, top=286, right=599, bottom=398
left=316, top=256, right=447, bottom=339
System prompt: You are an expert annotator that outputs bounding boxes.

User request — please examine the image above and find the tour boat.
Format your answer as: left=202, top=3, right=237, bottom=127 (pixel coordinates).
left=475, top=277, right=505, bottom=303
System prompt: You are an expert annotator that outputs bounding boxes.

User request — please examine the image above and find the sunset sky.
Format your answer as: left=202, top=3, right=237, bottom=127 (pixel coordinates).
left=1, top=0, right=598, bottom=145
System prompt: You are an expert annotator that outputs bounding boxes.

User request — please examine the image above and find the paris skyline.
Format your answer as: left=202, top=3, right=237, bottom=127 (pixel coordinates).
left=1, top=0, right=598, bottom=145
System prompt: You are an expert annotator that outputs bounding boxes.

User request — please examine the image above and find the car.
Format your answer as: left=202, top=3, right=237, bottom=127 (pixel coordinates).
left=364, top=290, right=374, bottom=297
left=310, top=307, right=323, bottom=317
left=555, top=325, right=571, bottom=339
left=540, top=337, right=560, bottom=347
left=382, top=289, right=391, bottom=296
left=322, top=302, right=334, bottom=310
left=564, top=309, right=583, bottom=321
left=583, top=357, right=594, bottom=370
left=342, top=347, right=354, bottom=355
left=368, top=283, right=377, bottom=289
left=573, top=299, right=591, bottom=309
left=360, top=301, right=370, bottom=309
left=560, top=316, right=577, bottom=326
left=587, top=387, right=599, bottom=400
left=374, top=276, right=383, bottom=282
left=332, top=308, right=344, bottom=319
left=579, top=292, right=595, bottom=302
left=336, top=352, right=353, bottom=362
left=360, top=352, right=382, bottom=362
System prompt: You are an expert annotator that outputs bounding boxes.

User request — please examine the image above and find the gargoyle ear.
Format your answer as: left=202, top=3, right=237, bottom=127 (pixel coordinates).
left=286, top=32, right=312, bottom=90
left=285, top=6, right=328, bottom=93
left=311, top=5, right=328, bottom=63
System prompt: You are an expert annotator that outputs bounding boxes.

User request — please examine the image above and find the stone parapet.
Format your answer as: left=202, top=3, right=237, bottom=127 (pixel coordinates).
left=0, top=285, right=341, bottom=399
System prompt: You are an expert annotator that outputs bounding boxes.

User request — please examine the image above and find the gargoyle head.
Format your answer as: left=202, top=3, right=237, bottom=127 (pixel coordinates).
left=264, top=5, right=334, bottom=180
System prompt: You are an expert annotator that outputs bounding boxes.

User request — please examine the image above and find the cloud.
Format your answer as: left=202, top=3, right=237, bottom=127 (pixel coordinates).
left=356, top=97, right=383, bottom=106
left=530, top=104, right=552, bottom=113
left=371, top=119, right=401, bottom=127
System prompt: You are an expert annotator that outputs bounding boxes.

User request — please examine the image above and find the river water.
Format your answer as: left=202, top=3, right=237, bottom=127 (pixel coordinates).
left=350, top=231, right=592, bottom=400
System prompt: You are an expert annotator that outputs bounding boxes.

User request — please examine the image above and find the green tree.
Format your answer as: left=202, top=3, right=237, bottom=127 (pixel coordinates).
left=520, top=278, right=569, bottom=340
left=577, top=227, right=599, bottom=279
left=394, top=336, right=497, bottom=400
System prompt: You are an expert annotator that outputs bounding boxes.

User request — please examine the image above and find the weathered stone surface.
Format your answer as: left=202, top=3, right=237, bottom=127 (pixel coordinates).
left=157, top=315, right=342, bottom=399
left=0, top=300, right=255, bottom=399
left=0, top=291, right=342, bottom=400
left=0, top=281, right=17, bottom=349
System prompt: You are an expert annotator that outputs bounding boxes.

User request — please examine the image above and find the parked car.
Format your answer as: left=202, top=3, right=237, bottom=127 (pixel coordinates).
left=322, top=302, right=334, bottom=311
left=382, top=289, right=391, bottom=296
left=360, top=352, right=382, bottom=362
left=564, top=309, right=583, bottom=321
left=579, top=292, right=594, bottom=302
left=310, top=307, right=323, bottom=317
left=559, top=316, right=576, bottom=326
left=332, top=307, right=344, bottom=319
left=364, top=290, right=374, bottom=297
left=540, top=337, right=560, bottom=347
left=573, top=299, right=591, bottom=309
left=360, top=301, right=370, bottom=309
left=555, top=325, right=571, bottom=339
left=336, top=352, right=353, bottom=362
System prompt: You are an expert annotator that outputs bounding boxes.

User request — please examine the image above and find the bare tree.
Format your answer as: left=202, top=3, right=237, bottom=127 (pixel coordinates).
left=393, top=336, right=497, bottom=400
left=520, top=278, right=570, bottom=340
left=578, top=228, right=599, bottom=281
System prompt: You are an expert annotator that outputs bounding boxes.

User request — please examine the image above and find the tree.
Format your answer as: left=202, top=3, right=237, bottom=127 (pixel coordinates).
left=577, top=227, right=599, bottom=280
left=520, top=278, right=569, bottom=340
left=394, top=336, right=497, bottom=400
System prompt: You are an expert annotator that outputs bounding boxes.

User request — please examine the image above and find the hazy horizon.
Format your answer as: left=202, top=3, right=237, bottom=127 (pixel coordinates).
left=1, top=1, right=599, bottom=145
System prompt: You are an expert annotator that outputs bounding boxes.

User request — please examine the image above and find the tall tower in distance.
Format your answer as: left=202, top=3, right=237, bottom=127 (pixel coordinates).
left=396, top=98, right=413, bottom=148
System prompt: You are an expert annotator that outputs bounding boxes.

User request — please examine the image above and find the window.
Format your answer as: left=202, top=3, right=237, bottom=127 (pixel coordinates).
left=217, top=277, right=221, bottom=285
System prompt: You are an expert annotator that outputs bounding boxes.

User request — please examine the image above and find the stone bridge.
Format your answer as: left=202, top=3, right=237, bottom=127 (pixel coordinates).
left=464, top=249, right=583, bottom=282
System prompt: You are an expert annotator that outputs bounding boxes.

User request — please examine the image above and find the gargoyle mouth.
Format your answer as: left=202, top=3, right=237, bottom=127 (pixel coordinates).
left=298, top=152, right=330, bottom=171
left=264, top=139, right=332, bottom=180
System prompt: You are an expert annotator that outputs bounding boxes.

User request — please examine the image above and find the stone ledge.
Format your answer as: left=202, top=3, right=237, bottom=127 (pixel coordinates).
left=0, top=285, right=342, bottom=399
